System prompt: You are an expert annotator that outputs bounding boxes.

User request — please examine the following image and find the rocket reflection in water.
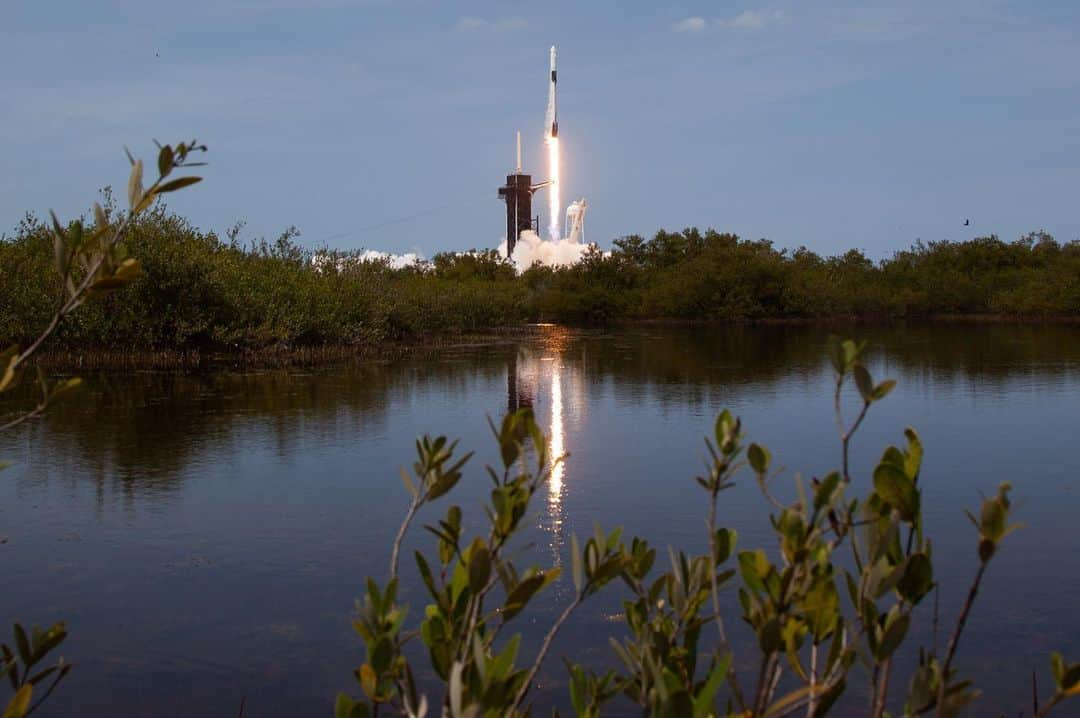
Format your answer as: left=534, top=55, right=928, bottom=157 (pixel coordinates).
left=505, top=328, right=582, bottom=569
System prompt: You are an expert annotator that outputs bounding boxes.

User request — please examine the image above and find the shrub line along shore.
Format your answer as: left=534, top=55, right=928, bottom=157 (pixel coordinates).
left=29, top=315, right=1080, bottom=371
left=4, top=203, right=1079, bottom=371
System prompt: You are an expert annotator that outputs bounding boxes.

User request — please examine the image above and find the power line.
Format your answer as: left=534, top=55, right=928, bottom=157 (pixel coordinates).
left=315, top=197, right=490, bottom=245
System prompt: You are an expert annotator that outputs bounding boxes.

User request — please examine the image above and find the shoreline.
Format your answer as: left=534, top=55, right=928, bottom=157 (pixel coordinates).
left=33, top=315, right=1080, bottom=370
left=34, top=330, right=528, bottom=371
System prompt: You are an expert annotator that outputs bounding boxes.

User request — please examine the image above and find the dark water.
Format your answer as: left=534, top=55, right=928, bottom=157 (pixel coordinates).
left=2, top=324, right=1079, bottom=716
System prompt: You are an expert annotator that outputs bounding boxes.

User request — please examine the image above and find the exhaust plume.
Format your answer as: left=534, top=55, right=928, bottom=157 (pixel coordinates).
left=498, top=229, right=586, bottom=272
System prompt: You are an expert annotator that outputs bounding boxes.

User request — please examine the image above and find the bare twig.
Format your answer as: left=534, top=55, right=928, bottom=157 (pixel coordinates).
left=766, top=662, right=783, bottom=707
left=841, top=400, right=871, bottom=484
left=1034, top=693, right=1064, bottom=718
left=871, top=656, right=892, bottom=718
left=935, top=561, right=989, bottom=716
left=389, top=495, right=422, bottom=580
left=708, top=485, right=748, bottom=712
left=509, top=592, right=582, bottom=715
left=833, top=376, right=845, bottom=443
left=0, top=404, right=46, bottom=432
left=756, top=466, right=788, bottom=512
left=754, top=652, right=780, bottom=715
left=24, top=665, right=70, bottom=717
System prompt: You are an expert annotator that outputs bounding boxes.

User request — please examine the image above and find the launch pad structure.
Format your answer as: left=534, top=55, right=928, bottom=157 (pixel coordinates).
left=498, top=131, right=550, bottom=257
left=498, top=45, right=588, bottom=258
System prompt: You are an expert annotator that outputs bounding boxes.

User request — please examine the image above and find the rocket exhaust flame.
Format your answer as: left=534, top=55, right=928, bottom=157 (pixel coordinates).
left=546, top=136, right=560, bottom=241
left=545, top=46, right=561, bottom=241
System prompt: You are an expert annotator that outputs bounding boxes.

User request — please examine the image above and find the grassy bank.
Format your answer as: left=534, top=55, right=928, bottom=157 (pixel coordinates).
left=4, top=204, right=1079, bottom=360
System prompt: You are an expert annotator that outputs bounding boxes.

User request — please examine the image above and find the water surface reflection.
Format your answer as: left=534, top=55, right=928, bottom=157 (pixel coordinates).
left=2, top=323, right=1078, bottom=716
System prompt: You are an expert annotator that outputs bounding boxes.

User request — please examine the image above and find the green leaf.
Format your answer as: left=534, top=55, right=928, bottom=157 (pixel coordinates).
left=853, top=364, right=873, bottom=401
left=1051, top=652, right=1065, bottom=689
left=738, top=550, right=768, bottom=593
left=28, top=622, right=66, bottom=662
left=814, top=472, right=842, bottom=512
left=13, top=626, right=30, bottom=666
left=571, top=534, right=583, bottom=593
left=415, top=551, right=441, bottom=604
left=490, top=634, right=520, bottom=680
left=748, top=444, right=770, bottom=476
left=801, top=576, right=839, bottom=640
left=2, top=685, right=32, bottom=718
left=758, top=616, right=782, bottom=654
left=157, top=144, right=174, bottom=178
left=566, top=660, right=585, bottom=715
left=585, top=540, right=599, bottom=579
left=127, top=158, right=144, bottom=210
left=692, top=654, right=729, bottom=717
left=897, top=553, right=934, bottom=604
left=365, top=578, right=383, bottom=616
left=357, top=664, right=378, bottom=700
left=156, top=176, right=202, bottom=193
left=903, top=427, right=923, bottom=479
left=335, top=693, right=357, bottom=718
left=426, top=471, right=462, bottom=501
left=713, top=528, right=736, bottom=565
left=874, top=611, right=910, bottom=660
left=0, top=347, right=18, bottom=393
left=872, top=463, right=918, bottom=521
left=468, top=542, right=491, bottom=594
left=980, top=498, right=1006, bottom=541
left=1061, top=663, right=1080, bottom=692
left=872, top=380, right=897, bottom=401
left=841, top=339, right=863, bottom=369
left=502, top=573, right=547, bottom=621
left=49, top=378, right=82, bottom=403
left=93, top=202, right=108, bottom=230
left=370, top=637, right=393, bottom=674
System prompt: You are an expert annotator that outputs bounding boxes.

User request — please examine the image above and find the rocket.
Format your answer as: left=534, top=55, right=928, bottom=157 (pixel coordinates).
left=545, top=45, right=558, bottom=138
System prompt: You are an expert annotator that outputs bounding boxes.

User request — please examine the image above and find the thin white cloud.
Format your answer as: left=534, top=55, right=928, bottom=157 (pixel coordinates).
left=454, top=17, right=526, bottom=32
left=672, top=16, right=708, bottom=33
left=719, top=10, right=787, bottom=30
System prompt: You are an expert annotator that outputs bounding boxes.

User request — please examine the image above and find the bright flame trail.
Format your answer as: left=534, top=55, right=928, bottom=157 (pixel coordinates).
left=546, top=136, right=560, bottom=241
left=549, top=357, right=564, bottom=503
left=544, top=45, right=561, bottom=241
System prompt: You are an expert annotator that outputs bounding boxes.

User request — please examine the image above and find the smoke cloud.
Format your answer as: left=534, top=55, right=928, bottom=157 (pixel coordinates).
left=312, top=249, right=422, bottom=272
left=315, top=233, right=590, bottom=275
left=357, top=249, right=422, bottom=268
left=497, top=230, right=589, bottom=273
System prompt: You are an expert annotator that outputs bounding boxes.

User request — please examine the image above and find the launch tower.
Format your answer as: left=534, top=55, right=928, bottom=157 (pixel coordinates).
left=498, top=131, right=549, bottom=257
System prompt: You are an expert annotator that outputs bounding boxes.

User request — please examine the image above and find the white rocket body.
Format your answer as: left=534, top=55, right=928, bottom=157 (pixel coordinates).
left=545, top=45, right=558, bottom=139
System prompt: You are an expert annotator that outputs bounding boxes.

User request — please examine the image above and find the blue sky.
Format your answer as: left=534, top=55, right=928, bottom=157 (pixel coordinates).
left=4, top=1, right=1079, bottom=258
